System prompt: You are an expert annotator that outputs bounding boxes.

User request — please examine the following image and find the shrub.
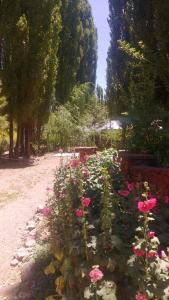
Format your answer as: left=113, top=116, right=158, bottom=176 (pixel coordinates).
left=44, top=149, right=169, bottom=299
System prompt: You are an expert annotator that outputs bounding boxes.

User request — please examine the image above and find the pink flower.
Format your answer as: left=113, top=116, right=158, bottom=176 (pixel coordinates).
left=58, top=148, right=64, bottom=153
left=82, top=168, right=90, bottom=178
left=118, top=190, right=130, bottom=197
left=126, top=182, right=135, bottom=191
left=42, top=206, right=49, bottom=217
left=138, top=198, right=157, bottom=213
left=80, top=153, right=87, bottom=164
left=147, top=250, right=157, bottom=260
left=133, top=246, right=145, bottom=257
left=160, top=250, right=167, bottom=259
left=82, top=197, right=91, bottom=207
left=70, top=159, right=79, bottom=169
left=89, top=266, right=104, bottom=283
left=163, top=195, right=169, bottom=204
left=135, top=291, right=148, bottom=300
left=75, top=209, right=84, bottom=218
left=147, top=231, right=155, bottom=239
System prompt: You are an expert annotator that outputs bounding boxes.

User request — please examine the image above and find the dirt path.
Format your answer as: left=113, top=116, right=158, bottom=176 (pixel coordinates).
left=0, top=153, right=64, bottom=297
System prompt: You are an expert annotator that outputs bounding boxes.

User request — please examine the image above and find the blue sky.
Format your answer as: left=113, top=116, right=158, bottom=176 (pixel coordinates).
left=89, top=0, right=110, bottom=91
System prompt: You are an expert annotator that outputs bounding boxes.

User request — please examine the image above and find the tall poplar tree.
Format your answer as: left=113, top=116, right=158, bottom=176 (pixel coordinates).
left=55, top=0, right=97, bottom=104
left=1, top=0, right=61, bottom=157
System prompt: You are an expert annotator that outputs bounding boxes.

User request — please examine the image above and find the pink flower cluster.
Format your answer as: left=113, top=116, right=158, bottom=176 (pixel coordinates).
left=147, top=231, right=155, bottom=239
left=118, top=181, right=135, bottom=197
left=75, top=197, right=91, bottom=217
left=75, top=209, right=84, bottom=218
left=135, top=291, right=148, bottom=300
left=133, top=246, right=145, bottom=257
left=43, top=206, right=49, bottom=217
left=89, top=266, right=103, bottom=283
left=137, top=198, right=157, bottom=213
left=70, top=159, right=79, bottom=169
left=82, top=197, right=91, bottom=207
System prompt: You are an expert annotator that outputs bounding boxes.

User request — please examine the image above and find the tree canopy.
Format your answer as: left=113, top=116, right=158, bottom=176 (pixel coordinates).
left=0, top=0, right=97, bottom=157
left=106, top=0, right=169, bottom=116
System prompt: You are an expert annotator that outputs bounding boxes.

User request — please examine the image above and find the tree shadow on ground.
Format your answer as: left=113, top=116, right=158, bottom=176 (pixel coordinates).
left=0, top=157, right=37, bottom=170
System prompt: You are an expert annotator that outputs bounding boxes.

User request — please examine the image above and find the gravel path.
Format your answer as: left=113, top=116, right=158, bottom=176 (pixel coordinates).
left=0, top=153, right=63, bottom=298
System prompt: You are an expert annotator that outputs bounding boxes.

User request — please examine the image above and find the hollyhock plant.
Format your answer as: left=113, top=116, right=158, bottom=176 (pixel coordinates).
left=135, top=291, right=148, bottom=300
left=89, top=266, right=104, bottom=283
left=118, top=190, right=130, bottom=197
left=137, top=198, right=157, bottom=213
left=70, top=159, right=79, bottom=169
left=82, top=197, right=91, bottom=207
left=133, top=246, right=145, bottom=257
left=147, top=231, right=155, bottom=239
left=75, top=209, right=84, bottom=218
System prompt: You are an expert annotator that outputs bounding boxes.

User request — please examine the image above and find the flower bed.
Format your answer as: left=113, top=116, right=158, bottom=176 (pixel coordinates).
left=44, top=149, right=169, bottom=300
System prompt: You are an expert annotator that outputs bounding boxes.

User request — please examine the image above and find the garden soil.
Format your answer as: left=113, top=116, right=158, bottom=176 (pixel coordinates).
left=0, top=153, right=64, bottom=299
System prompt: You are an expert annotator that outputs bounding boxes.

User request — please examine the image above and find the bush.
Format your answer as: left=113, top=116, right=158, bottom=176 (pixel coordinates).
left=44, top=149, right=169, bottom=300
left=84, top=129, right=123, bottom=150
left=43, top=107, right=84, bottom=150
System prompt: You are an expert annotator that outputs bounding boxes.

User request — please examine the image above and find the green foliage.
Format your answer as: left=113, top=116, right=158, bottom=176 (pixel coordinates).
left=43, top=85, right=108, bottom=150
left=0, top=0, right=62, bottom=156
left=44, top=150, right=169, bottom=299
left=56, top=0, right=97, bottom=104
left=43, top=106, right=82, bottom=150
left=107, top=0, right=169, bottom=161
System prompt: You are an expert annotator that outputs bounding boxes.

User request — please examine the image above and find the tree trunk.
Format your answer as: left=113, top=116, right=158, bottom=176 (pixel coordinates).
left=9, top=113, right=14, bottom=158
left=14, top=123, right=20, bottom=158
left=24, top=123, right=30, bottom=159
left=37, top=123, right=41, bottom=154
left=20, top=123, right=25, bottom=157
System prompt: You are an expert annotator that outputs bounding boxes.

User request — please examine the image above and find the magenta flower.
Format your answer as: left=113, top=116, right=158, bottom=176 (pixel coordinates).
left=82, top=197, right=91, bottom=207
left=82, top=168, right=90, bottom=178
left=75, top=209, right=84, bottom=218
left=70, top=159, right=79, bottom=169
left=133, top=246, right=145, bottom=257
left=135, top=291, right=148, bottom=300
left=58, top=148, right=64, bottom=153
left=89, top=266, right=104, bottom=283
left=138, top=198, right=157, bottom=213
left=42, top=206, right=49, bottom=217
left=80, top=153, right=87, bottom=164
left=147, top=231, right=155, bottom=239
left=126, top=182, right=135, bottom=191
left=118, top=190, right=130, bottom=197
left=147, top=250, right=157, bottom=260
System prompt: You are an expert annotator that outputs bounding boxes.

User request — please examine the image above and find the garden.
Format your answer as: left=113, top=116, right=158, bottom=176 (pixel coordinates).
left=0, top=1, right=169, bottom=299
left=15, top=148, right=168, bottom=300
